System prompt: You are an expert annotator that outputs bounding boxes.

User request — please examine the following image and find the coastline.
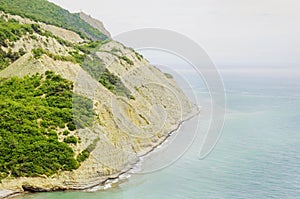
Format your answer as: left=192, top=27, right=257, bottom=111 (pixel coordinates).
left=0, top=106, right=200, bottom=199
left=86, top=105, right=200, bottom=192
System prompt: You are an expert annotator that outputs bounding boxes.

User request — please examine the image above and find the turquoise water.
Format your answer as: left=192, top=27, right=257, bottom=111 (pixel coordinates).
left=16, top=67, right=300, bottom=199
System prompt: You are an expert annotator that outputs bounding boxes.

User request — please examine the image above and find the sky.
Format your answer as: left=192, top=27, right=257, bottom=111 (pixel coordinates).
left=49, top=0, right=300, bottom=68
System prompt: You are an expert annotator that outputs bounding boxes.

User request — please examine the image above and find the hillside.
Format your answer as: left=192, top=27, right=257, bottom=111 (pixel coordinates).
left=0, top=1, right=197, bottom=198
left=0, top=0, right=108, bottom=40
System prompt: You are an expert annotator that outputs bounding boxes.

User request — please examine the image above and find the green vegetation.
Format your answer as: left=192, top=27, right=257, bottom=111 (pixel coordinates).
left=68, top=41, right=134, bottom=99
left=0, top=0, right=140, bottom=182
left=0, top=17, right=79, bottom=70
left=69, top=41, right=103, bottom=65
left=76, top=137, right=100, bottom=163
left=75, top=41, right=102, bottom=54
left=99, top=69, right=119, bottom=91
left=63, top=130, right=70, bottom=136
left=0, top=14, right=132, bottom=100
left=31, top=40, right=104, bottom=68
left=80, top=53, right=105, bottom=79
left=76, top=150, right=90, bottom=163
left=120, top=55, right=134, bottom=65
left=67, top=122, right=76, bottom=131
left=32, top=48, right=76, bottom=63
left=0, top=17, right=34, bottom=46
left=68, top=50, right=86, bottom=65
left=135, top=52, right=143, bottom=61
left=105, top=47, right=134, bottom=65
left=64, top=136, right=78, bottom=145
left=0, top=0, right=108, bottom=40
left=0, top=16, right=73, bottom=48
left=72, top=94, right=96, bottom=129
left=0, top=48, right=26, bottom=70
left=0, top=72, right=96, bottom=181
left=38, top=28, right=73, bottom=47
left=99, top=69, right=133, bottom=98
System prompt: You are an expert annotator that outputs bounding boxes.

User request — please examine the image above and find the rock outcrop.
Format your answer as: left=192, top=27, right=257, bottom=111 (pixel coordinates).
left=79, top=12, right=111, bottom=39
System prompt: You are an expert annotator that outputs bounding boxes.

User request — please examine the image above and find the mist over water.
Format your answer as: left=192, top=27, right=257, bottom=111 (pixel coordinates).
left=17, top=66, right=300, bottom=199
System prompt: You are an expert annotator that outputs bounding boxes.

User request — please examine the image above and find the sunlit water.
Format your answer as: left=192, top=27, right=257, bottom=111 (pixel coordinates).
left=16, top=67, right=300, bottom=199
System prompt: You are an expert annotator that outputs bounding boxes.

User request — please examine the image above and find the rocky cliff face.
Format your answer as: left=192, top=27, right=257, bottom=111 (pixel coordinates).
left=79, top=12, right=111, bottom=39
left=0, top=9, right=197, bottom=198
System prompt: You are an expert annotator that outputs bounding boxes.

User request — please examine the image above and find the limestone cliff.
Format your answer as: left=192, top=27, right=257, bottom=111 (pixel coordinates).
left=0, top=7, right=197, bottom=198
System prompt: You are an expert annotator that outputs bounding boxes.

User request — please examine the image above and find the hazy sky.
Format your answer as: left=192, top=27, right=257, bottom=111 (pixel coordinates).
left=49, top=0, right=299, bottom=68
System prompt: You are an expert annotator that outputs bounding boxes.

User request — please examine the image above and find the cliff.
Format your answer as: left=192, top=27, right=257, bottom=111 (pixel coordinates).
left=0, top=1, right=197, bottom=198
left=79, top=12, right=111, bottom=39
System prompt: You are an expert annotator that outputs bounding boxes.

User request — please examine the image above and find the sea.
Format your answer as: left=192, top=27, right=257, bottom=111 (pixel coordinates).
left=15, top=64, right=300, bottom=199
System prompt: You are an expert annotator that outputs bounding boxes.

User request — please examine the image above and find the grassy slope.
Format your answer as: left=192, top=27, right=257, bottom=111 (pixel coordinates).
left=0, top=0, right=108, bottom=41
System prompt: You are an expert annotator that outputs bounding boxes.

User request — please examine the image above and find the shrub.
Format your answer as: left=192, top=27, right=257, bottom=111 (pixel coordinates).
left=63, top=130, right=70, bottom=136
left=99, top=69, right=133, bottom=98
left=120, top=55, right=134, bottom=65
left=0, top=72, right=96, bottom=181
left=64, top=136, right=78, bottom=144
left=67, top=122, right=76, bottom=131
left=0, top=48, right=24, bottom=70
left=31, top=48, right=76, bottom=63
left=32, top=48, right=45, bottom=59
left=76, top=150, right=89, bottom=163
left=0, top=17, right=34, bottom=43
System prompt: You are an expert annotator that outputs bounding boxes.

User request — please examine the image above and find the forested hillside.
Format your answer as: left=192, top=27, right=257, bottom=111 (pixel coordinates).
left=0, top=72, right=95, bottom=182
left=0, top=0, right=108, bottom=40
